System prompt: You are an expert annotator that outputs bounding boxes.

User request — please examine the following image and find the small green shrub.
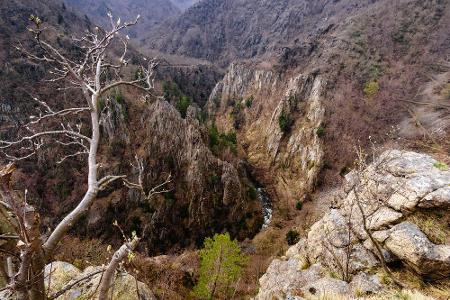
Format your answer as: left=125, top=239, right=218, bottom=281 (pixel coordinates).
left=231, top=101, right=244, bottom=129
left=296, top=201, right=303, bottom=211
left=163, top=81, right=182, bottom=99
left=433, top=161, right=449, bottom=171
left=57, top=13, right=64, bottom=24
left=198, top=110, right=208, bottom=123
left=245, top=96, right=253, bottom=108
left=392, top=31, right=407, bottom=44
left=285, top=229, right=300, bottom=246
left=392, top=23, right=410, bottom=45
left=208, top=124, right=237, bottom=154
left=114, top=92, right=125, bottom=105
left=340, top=166, right=351, bottom=177
left=247, top=186, right=257, bottom=200
left=279, top=112, right=293, bottom=133
left=316, top=126, right=326, bottom=138
left=108, top=139, right=125, bottom=156
left=193, top=233, right=246, bottom=299
left=176, top=95, right=191, bottom=118
left=162, top=81, right=194, bottom=118
left=208, top=173, right=220, bottom=186
left=363, top=80, right=380, bottom=97
left=53, top=181, right=71, bottom=200
left=134, top=68, right=149, bottom=88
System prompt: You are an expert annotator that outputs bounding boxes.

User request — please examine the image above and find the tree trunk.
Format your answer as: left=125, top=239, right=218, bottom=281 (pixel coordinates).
left=210, top=245, right=224, bottom=300
left=43, top=104, right=100, bottom=259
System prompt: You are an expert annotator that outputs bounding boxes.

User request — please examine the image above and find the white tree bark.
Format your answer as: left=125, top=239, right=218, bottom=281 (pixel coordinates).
left=98, top=236, right=140, bottom=300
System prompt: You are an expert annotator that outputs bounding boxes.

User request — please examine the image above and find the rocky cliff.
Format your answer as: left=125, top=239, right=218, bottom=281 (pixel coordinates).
left=207, top=62, right=324, bottom=207
left=86, top=95, right=263, bottom=253
left=255, top=150, right=450, bottom=299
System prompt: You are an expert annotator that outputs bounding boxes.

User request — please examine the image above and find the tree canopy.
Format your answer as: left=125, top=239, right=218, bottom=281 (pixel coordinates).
left=193, top=233, right=247, bottom=299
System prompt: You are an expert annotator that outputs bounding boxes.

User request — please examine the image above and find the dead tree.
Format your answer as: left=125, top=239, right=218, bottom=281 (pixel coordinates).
left=0, top=13, right=168, bottom=300
left=321, top=206, right=355, bottom=283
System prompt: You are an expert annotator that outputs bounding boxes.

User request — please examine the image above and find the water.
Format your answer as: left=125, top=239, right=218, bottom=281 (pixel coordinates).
left=257, top=187, right=272, bottom=229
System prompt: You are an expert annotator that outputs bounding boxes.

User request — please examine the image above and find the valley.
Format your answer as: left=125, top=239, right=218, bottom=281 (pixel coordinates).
left=0, top=0, right=449, bottom=299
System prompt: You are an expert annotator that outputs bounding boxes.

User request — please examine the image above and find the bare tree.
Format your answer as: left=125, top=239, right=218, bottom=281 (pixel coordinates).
left=321, top=207, right=355, bottom=282
left=0, top=13, right=168, bottom=300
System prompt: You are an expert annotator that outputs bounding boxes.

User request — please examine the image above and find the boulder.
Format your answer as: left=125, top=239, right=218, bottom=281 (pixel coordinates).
left=255, top=263, right=323, bottom=300
left=349, top=272, right=382, bottom=296
left=44, top=262, right=82, bottom=299
left=45, top=262, right=155, bottom=300
left=384, top=222, right=450, bottom=278
left=300, top=277, right=350, bottom=298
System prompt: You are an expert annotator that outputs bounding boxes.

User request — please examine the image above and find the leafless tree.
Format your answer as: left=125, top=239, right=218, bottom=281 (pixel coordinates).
left=0, top=13, right=168, bottom=300
left=321, top=207, right=355, bottom=283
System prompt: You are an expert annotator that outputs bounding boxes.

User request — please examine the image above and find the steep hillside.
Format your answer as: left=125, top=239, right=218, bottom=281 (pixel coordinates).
left=171, top=0, right=199, bottom=10
left=0, top=0, right=91, bottom=135
left=83, top=94, right=264, bottom=253
left=142, top=0, right=377, bottom=66
left=65, top=0, right=180, bottom=38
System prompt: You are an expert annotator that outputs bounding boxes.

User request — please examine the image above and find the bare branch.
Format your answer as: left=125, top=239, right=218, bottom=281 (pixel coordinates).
left=122, top=155, right=172, bottom=200
left=27, top=107, right=90, bottom=126
left=48, top=268, right=105, bottom=300
left=0, top=130, right=91, bottom=150
left=98, top=235, right=140, bottom=300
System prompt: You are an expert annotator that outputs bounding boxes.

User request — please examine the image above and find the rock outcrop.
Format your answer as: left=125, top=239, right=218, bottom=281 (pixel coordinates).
left=207, top=62, right=324, bottom=206
left=255, top=150, right=450, bottom=299
left=0, top=261, right=155, bottom=300
left=384, top=222, right=450, bottom=278
left=89, top=98, right=263, bottom=253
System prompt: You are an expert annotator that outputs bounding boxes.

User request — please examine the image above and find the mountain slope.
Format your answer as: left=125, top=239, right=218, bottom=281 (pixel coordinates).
left=155, top=0, right=450, bottom=187
left=171, top=0, right=199, bottom=10
left=65, top=0, right=180, bottom=38
left=142, top=0, right=378, bottom=66
left=0, top=0, right=91, bottom=133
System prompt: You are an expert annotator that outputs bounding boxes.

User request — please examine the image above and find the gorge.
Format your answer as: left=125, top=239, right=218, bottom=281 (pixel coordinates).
left=0, top=0, right=449, bottom=299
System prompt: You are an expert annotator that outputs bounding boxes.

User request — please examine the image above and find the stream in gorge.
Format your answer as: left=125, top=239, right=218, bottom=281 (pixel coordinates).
left=257, top=187, right=272, bottom=229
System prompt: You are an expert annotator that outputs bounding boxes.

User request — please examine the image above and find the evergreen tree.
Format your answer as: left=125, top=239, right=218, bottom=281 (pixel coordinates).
left=193, top=233, right=247, bottom=299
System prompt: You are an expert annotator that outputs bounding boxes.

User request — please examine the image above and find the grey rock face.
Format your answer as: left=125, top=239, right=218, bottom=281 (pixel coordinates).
left=349, top=272, right=382, bottom=296
left=301, top=278, right=350, bottom=298
left=206, top=62, right=324, bottom=206
left=90, top=98, right=263, bottom=253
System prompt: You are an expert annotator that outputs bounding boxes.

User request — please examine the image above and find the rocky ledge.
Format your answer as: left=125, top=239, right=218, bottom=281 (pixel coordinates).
left=255, top=150, right=450, bottom=299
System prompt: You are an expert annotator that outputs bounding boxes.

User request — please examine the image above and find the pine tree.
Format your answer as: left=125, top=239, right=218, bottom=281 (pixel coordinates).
left=193, top=233, right=247, bottom=299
